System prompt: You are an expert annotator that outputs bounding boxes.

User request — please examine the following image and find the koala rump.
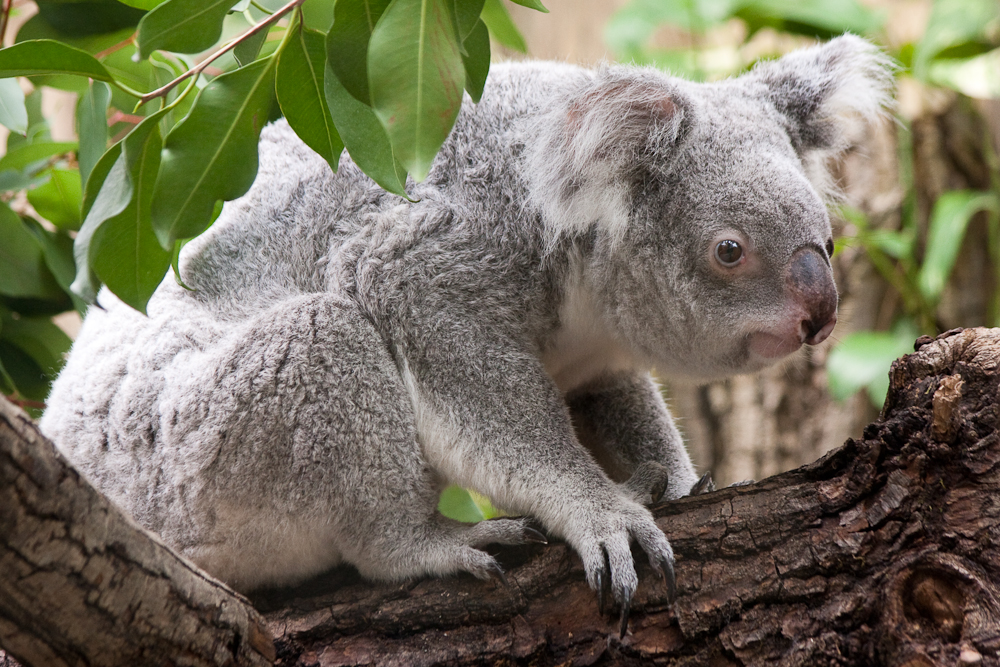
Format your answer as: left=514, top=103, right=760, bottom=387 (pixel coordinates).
left=40, top=35, right=892, bottom=633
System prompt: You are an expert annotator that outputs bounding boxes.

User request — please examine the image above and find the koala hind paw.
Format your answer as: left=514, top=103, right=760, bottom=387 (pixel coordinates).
left=689, top=471, right=716, bottom=495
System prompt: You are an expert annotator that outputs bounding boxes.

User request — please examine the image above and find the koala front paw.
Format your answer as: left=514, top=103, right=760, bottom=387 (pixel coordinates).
left=618, top=461, right=670, bottom=505
left=573, top=501, right=676, bottom=638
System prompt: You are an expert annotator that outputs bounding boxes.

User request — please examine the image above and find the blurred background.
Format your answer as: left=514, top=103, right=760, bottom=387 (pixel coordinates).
left=1, top=0, right=998, bottom=487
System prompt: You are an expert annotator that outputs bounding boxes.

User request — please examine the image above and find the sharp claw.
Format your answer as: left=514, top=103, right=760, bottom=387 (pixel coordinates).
left=618, top=590, right=632, bottom=639
left=599, top=545, right=611, bottom=617
left=664, top=557, right=677, bottom=603
left=523, top=527, right=548, bottom=544
left=488, top=561, right=509, bottom=587
left=595, top=569, right=606, bottom=616
left=691, top=472, right=716, bottom=495
left=651, top=478, right=667, bottom=504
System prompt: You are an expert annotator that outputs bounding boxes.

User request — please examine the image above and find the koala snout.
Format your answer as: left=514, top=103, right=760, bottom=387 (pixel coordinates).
left=787, top=247, right=838, bottom=346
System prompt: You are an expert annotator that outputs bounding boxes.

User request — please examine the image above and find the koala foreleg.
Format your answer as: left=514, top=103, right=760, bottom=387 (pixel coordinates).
left=566, top=372, right=700, bottom=503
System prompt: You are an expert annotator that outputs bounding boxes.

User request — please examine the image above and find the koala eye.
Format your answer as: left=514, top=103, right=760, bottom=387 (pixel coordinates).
left=714, top=239, right=744, bottom=267
left=825, top=238, right=835, bottom=258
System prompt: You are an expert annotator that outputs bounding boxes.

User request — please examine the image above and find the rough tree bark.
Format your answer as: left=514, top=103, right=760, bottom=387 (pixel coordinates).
left=4, top=327, right=1000, bottom=666
left=0, top=398, right=275, bottom=667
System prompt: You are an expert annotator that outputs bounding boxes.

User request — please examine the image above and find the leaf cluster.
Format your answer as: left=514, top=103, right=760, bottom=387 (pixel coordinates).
left=0, top=0, right=545, bottom=408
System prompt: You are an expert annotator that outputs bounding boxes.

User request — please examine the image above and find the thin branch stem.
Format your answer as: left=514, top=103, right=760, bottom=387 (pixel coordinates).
left=137, top=0, right=304, bottom=106
left=250, top=0, right=275, bottom=15
left=0, top=0, right=14, bottom=47
left=94, top=34, right=137, bottom=60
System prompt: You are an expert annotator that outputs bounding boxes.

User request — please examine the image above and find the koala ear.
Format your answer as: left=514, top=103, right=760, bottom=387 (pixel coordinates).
left=525, top=68, right=689, bottom=244
left=750, top=34, right=896, bottom=197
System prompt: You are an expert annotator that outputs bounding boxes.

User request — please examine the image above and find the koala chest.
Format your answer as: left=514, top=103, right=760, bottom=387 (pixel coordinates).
left=540, top=277, right=641, bottom=395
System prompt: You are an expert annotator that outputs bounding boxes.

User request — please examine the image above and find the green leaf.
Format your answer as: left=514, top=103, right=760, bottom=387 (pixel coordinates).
left=918, top=190, right=1000, bottom=306
left=82, top=142, right=123, bottom=220
left=278, top=24, right=344, bottom=171
left=0, top=141, right=76, bottom=174
left=438, top=485, right=485, bottom=523
left=508, top=0, right=547, bottom=11
left=91, top=121, right=170, bottom=313
left=453, top=0, right=486, bottom=39
left=913, top=0, right=1000, bottom=78
left=27, top=168, right=83, bottom=231
left=0, top=40, right=115, bottom=82
left=326, top=0, right=392, bottom=104
left=137, top=0, right=235, bottom=59
left=0, top=203, right=64, bottom=300
left=234, top=28, right=270, bottom=66
left=78, top=80, right=111, bottom=193
left=151, top=56, right=277, bottom=247
left=34, top=0, right=146, bottom=36
left=927, top=48, right=1000, bottom=99
left=732, top=0, right=883, bottom=39
left=22, top=221, right=85, bottom=313
left=480, top=0, right=526, bottom=52
left=368, top=0, right=465, bottom=180
left=0, top=79, right=27, bottom=135
left=73, top=144, right=126, bottom=302
left=0, top=310, right=71, bottom=400
left=118, top=0, right=170, bottom=10
left=827, top=320, right=919, bottom=408
left=461, top=19, right=490, bottom=103
left=74, top=110, right=171, bottom=310
left=324, top=61, right=409, bottom=197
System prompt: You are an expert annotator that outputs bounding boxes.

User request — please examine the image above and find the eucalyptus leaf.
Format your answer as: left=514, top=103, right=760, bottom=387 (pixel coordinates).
left=150, top=56, right=277, bottom=247
left=74, top=110, right=171, bottom=309
left=137, top=0, right=235, bottom=59
left=82, top=142, right=124, bottom=220
left=827, top=320, right=919, bottom=408
left=27, top=168, right=83, bottom=231
left=0, top=40, right=116, bottom=82
left=508, top=0, right=547, bottom=11
left=234, top=28, right=269, bottom=66
left=438, top=485, right=486, bottom=523
left=326, top=0, right=392, bottom=104
left=368, top=0, right=465, bottom=180
left=0, top=310, right=71, bottom=399
left=0, top=141, right=76, bottom=174
left=913, top=0, right=1000, bottom=78
left=453, top=0, right=486, bottom=39
left=0, top=79, right=28, bottom=136
left=462, top=19, right=490, bottom=103
left=78, top=80, right=111, bottom=192
left=277, top=24, right=344, bottom=172
left=927, top=48, right=1000, bottom=99
left=117, top=0, right=170, bottom=9
left=918, top=190, right=1000, bottom=306
left=0, top=203, right=64, bottom=300
left=91, top=121, right=170, bottom=313
left=324, top=61, right=409, bottom=197
left=22, top=221, right=85, bottom=313
left=480, top=0, right=526, bottom=53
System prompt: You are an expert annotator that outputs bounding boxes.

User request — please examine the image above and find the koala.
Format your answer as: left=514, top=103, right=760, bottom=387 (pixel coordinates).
left=41, top=35, right=892, bottom=633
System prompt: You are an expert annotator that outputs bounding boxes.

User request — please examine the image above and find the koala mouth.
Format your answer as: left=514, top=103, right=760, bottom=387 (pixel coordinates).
left=746, top=331, right=804, bottom=360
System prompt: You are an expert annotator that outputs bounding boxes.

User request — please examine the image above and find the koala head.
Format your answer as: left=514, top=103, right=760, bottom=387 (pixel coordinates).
left=526, top=35, right=894, bottom=381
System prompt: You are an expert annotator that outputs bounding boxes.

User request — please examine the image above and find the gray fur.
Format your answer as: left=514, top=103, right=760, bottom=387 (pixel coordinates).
left=41, top=36, right=892, bottom=601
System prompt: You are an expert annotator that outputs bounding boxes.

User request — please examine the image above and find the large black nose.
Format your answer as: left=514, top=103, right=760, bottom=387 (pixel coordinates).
left=787, top=247, right=838, bottom=344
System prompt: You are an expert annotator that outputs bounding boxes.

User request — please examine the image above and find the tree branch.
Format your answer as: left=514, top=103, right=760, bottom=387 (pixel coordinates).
left=255, top=327, right=1000, bottom=666
left=0, top=398, right=275, bottom=667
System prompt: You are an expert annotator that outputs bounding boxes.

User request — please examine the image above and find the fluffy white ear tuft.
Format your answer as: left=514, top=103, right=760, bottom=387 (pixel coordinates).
left=751, top=34, right=897, bottom=199
left=523, top=68, right=688, bottom=245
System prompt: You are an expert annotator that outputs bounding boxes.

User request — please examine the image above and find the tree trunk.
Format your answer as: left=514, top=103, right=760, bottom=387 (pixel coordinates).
left=4, top=327, right=1000, bottom=666
left=0, top=398, right=275, bottom=667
